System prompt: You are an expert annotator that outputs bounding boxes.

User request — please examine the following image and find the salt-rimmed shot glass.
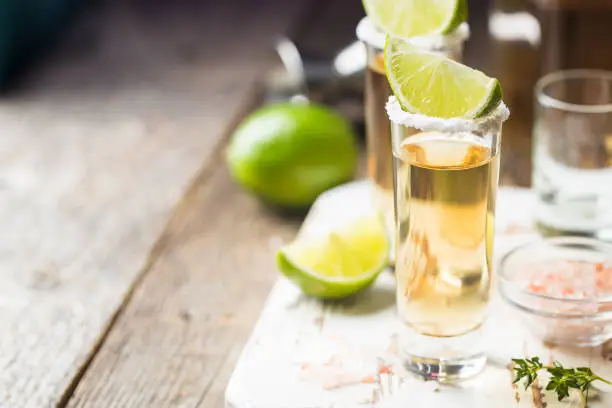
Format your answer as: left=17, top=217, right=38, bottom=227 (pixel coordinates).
left=387, top=96, right=509, bottom=380
left=356, top=17, right=470, bottom=260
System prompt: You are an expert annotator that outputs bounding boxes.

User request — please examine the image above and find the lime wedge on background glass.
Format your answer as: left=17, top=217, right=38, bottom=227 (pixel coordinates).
left=277, top=216, right=389, bottom=299
left=362, top=0, right=467, bottom=38
left=385, top=37, right=502, bottom=118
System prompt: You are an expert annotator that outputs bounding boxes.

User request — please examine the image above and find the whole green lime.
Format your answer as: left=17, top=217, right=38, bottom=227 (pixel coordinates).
left=227, top=102, right=358, bottom=208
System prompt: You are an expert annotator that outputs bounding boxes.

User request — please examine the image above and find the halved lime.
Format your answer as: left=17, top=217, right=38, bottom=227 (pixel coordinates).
left=362, top=0, right=467, bottom=38
left=385, top=37, right=502, bottom=118
left=277, top=216, right=389, bottom=299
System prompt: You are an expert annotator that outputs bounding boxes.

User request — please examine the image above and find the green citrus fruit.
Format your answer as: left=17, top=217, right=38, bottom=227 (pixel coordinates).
left=385, top=37, right=502, bottom=118
left=362, top=0, right=467, bottom=38
left=277, top=216, right=389, bottom=299
left=227, top=102, right=358, bottom=208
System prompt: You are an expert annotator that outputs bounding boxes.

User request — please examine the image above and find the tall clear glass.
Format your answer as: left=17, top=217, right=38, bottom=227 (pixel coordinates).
left=533, top=70, right=612, bottom=238
left=356, top=17, right=468, bottom=261
left=388, top=96, right=508, bottom=380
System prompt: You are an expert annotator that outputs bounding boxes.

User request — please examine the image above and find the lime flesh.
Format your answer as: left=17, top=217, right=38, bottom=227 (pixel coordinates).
left=385, top=37, right=502, bottom=118
left=277, top=216, right=389, bottom=299
left=362, top=0, right=467, bottom=38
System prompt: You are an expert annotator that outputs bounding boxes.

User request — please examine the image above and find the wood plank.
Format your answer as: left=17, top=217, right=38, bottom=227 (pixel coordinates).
left=0, top=1, right=305, bottom=407
left=66, top=157, right=302, bottom=408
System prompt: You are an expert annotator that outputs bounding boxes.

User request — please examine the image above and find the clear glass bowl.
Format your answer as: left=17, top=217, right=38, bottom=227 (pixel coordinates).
left=498, top=237, right=612, bottom=347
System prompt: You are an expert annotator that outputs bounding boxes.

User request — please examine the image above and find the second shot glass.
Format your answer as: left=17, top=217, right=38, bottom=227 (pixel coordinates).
left=356, top=17, right=470, bottom=262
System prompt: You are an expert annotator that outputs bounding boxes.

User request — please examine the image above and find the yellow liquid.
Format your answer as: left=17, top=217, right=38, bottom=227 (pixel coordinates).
left=364, top=49, right=463, bottom=257
left=393, top=134, right=499, bottom=337
left=365, top=53, right=394, bottom=236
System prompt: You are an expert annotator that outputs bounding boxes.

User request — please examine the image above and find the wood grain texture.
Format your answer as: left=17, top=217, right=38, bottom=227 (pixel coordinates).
left=66, top=160, right=302, bottom=408
left=59, top=1, right=308, bottom=407
left=0, top=0, right=304, bottom=407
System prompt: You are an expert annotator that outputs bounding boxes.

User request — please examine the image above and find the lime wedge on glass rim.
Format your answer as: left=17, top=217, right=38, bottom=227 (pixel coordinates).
left=384, top=37, right=502, bottom=118
left=362, top=0, right=467, bottom=38
left=277, top=216, right=389, bottom=299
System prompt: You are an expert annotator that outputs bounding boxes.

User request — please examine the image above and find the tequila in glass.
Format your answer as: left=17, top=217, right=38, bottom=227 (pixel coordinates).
left=357, top=17, right=469, bottom=259
left=365, top=50, right=394, bottom=237
left=388, top=96, right=508, bottom=380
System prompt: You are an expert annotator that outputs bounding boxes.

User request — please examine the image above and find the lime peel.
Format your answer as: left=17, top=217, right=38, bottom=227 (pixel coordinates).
left=385, top=96, right=509, bottom=134
left=362, top=0, right=468, bottom=39
left=277, top=216, right=389, bottom=299
left=385, top=37, right=504, bottom=119
left=226, top=103, right=358, bottom=209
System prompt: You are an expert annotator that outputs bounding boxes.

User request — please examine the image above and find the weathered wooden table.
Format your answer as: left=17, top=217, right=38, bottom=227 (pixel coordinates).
left=0, top=1, right=533, bottom=407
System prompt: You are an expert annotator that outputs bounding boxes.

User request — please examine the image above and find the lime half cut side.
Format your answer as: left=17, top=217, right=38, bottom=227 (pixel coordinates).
left=362, top=0, right=467, bottom=38
left=385, top=37, right=502, bottom=119
left=277, top=216, right=389, bottom=299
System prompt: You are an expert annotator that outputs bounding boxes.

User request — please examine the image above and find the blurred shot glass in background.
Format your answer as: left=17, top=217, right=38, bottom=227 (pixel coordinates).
left=356, top=17, right=469, bottom=261
left=533, top=70, right=612, bottom=239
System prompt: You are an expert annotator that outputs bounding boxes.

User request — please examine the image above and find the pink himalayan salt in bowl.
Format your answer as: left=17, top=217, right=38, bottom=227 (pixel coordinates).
left=498, top=237, right=612, bottom=347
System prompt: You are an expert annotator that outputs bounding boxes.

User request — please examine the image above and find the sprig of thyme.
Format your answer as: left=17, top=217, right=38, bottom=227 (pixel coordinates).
left=512, top=357, right=612, bottom=407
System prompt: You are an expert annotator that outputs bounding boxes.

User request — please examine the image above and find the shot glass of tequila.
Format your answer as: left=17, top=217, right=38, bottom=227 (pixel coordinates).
left=356, top=17, right=470, bottom=259
left=386, top=95, right=509, bottom=380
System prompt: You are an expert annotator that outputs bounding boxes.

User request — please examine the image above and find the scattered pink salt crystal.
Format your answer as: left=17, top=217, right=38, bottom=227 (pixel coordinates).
left=323, top=355, right=342, bottom=367
left=502, top=224, right=534, bottom=235
left=385, top=334, right=399, bottom=356
left=522, top=260, right=611, bottom=299
left=360, top=375, right=376, bottom=384
left=509, top=258, right=612, bottom=344
left=378, top=365, right=392, bottom=375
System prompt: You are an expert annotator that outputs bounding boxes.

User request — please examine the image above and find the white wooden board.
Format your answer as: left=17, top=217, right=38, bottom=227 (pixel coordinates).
left=225, top=181, right=612, bottom=408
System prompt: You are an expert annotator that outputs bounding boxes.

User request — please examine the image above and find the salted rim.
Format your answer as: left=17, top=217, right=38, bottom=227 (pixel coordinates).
left=386, top=96, right=510, bottom=133
left=355, top=17, right=470, bottom=51
left=536, top=70, right=612, bottom=114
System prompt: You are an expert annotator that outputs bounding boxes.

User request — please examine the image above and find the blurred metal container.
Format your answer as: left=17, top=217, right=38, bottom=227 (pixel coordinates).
left=263, top=37, right=368, bottom=124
